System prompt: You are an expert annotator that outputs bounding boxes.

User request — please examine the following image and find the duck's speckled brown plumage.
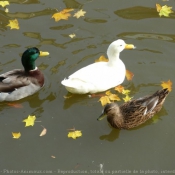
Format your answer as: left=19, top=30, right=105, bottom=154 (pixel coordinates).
left=0, top=47, right=46, bottom=102
left=99, top=88, right=169, bottom=129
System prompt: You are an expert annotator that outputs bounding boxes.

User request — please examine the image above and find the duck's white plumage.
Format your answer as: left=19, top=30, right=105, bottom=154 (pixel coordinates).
left=61, top=39, right=135, bottom=94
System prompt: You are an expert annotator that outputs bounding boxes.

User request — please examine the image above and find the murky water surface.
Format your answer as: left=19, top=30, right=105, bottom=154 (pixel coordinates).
left=0, top=0, right=175, bottom=174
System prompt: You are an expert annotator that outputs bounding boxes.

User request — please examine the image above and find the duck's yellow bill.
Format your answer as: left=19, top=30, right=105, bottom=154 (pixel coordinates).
left=40, top=51, right=50, bottom=56
left=125, top=44, right=135, bottom=50
left=97, top=113, right=107, bottom=121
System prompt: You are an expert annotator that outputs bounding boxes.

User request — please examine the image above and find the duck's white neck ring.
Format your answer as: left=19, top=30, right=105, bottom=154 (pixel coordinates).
left=30, top=67, right=38, bottom=71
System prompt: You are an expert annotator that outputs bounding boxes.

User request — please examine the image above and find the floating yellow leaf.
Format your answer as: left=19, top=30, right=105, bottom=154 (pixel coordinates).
left=122, top=89, right=131, bottom=95
left=69, top=33, right=76, bottom=38
left=23, top=115, right=36, bottom=127
left=5, top=8, right=9, bottom=13
left=95, top=55, right=108, bottom=62
left=156, top=4, right=173, bottom=17
left=52, top=8, right=74, bottom=22
left=40, top=126, right=47, bottom=136
left=68, top=130, right=82, bottom=139
left=161, top=80, right=172, bottom=92
left=73, top=9, right=86, bottom=18
left=126, top=69, right=134, bottom=81
left=99, top=96, right=111, bottom=106
left=51, top=155, right=56, bottom=158
left=123, top=95, right=133, bottom=102
left=105, top=90, right=112, bottom=96
left=115, top=85, right=125, bottom=93
left=40, top=51, right=50, bottom=56
left=108, top=94, right=121, bottom=101
left=0, top=1, right=9, bottom=7
left=12, top=132, right=21, bottom=139
left=7, top=19, right=19, bottom=30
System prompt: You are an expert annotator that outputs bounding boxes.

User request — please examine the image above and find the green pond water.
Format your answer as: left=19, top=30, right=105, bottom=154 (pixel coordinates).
left=0, top=0, right=175, bottom=174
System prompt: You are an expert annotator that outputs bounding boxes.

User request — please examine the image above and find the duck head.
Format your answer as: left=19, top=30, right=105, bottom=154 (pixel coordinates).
left=107, top=39, right=135, bottom=60
left=97, top=103, right=121, bottom=121
left=22, top=47, right=40, bottom=71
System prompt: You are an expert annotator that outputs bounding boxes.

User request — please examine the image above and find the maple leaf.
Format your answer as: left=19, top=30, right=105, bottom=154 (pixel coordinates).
left=95, top=55, right=108, bottom=62
left=123, top=95, right=133, bottom=102
left=105, top=90, right=112, bottom=96
left=7, top=19, right=19, bottom=30
left=126, top=69, right=134, bottom=81
left=40, top=126, right=47, bottom=136
left=12, top=132, right=21, bottom=139
left=99, top=96, right=111, bottom=106
left=122, top=89, right=131, bottom=95
left=0, top=1, right=9, bottom=7
left=52, top=9, right=74, bottom=22
left=68, top=130, right=82, bottom=139
left=156, top=4, right=173, bottom=17
left=40, top=51, right=50, bottom=56
left=73, top=9, right=86, bottom=19
left=108, top=94, right=121, bottom=101
left=23, top=115, right=36, bottom=127
left=161, top=80, right=172, bottom=91
left=69, top=33, right=76, bottom=38
left=115, top=85, right=125, bottom=93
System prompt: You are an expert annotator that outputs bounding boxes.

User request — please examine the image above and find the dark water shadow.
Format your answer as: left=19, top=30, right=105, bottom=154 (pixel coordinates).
left=114, top=6, right=175, bottom=20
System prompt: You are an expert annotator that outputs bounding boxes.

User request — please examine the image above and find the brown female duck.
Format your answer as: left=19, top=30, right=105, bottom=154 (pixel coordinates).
left=97, top=88, right=169, bottom=129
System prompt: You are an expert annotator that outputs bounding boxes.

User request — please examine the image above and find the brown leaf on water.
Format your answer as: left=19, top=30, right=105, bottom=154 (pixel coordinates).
left=40, top=126, right=47, bottom=136
left=125, top=69, right=134, bottom=81
left=161, top=80, right=172, bottom=91
left=114, top=85, right=125, bottom=93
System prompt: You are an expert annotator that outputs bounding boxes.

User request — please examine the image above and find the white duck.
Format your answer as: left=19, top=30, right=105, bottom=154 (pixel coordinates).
left=61, top=39, right=135, bottom=94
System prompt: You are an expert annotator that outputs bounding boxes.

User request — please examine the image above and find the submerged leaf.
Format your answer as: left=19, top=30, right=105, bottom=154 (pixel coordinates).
left=161, top=80, right=172, bottom=91
left=123, top=95, right=133, bottom=102
left=115, top=85, right=125, bottom=93
left=23, top=115, right=36, bottom=127
left=52, top=9, right=74, bottom=22
left=68, top=130, right=82, bottom=139
left=122, top=89, right=131, bottom=95
left=95, top=55, right=108, bottom=62
left=7, top=19, right=19, bottom=29
left=73, top=9, right=86, bottom=18
left=126, top=69, right=134, bottom=81
left=12, top=132, right=21, bottom=139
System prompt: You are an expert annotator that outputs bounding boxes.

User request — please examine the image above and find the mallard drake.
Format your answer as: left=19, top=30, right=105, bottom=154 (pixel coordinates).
left=0, top=47, right=48, bottom=102
left=97, top=88, right=169, bottom=129
left=61, top=39, right=135, bottom=94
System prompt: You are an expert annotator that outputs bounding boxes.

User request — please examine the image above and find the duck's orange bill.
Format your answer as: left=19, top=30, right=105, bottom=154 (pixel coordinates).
left=125, top=44, right=135, bottom=50
left=40, top=51, right=50, bottom=56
